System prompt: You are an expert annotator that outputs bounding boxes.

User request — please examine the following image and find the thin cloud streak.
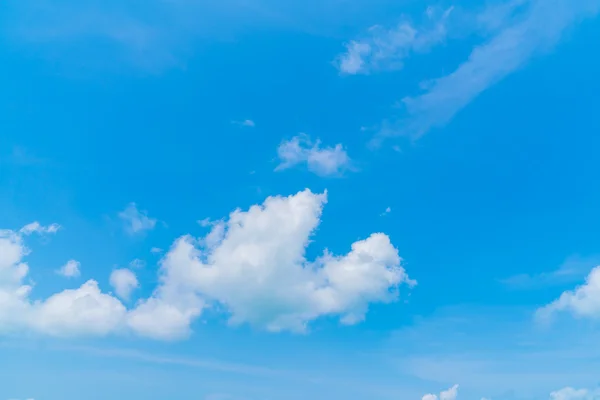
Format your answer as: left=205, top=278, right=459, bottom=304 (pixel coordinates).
left=500, top=255, right=600, bottom=290
left=52, top=344, right=293, bottom=379
left=373, top=0, right=600, bottom=144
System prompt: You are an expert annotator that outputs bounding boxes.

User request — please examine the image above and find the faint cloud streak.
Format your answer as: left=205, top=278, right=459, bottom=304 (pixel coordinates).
left=336, top=6, right=454, bottom=75
left=373, top=0, right=600, bottom=144
left=500, top=255, right=600, bottom=290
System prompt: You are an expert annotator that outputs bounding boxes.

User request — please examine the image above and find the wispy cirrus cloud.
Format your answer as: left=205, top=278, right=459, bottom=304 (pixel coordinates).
left=45, top=343, right=293, bottom=380
left=337, top=0, right=600, bottom=145
left=387, top=305, right=600, bottom=398
left=231, top=119, right=256, bottom=128
left=500, top=255, right=600, bottom=290
left=3, top=0, right=179, bottom=72
left=19, top=221, right=60, bottom=236
left=335, top=6, right=454, bottom=75
left=386, top=0, right=600, bottom=142
left=3, top=0, right=408, bottom=72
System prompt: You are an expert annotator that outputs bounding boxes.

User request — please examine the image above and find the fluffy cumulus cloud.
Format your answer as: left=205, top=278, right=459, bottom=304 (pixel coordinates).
left=118, top=202, right=157, bottom=235
left=56, top=260, right=81, bottom=278
left=30, top=280, right=127, bottom=337
left=422, top=384, right=459, bottom=400
left=537, top=266, right=600, bottom=321
left=550, top=387, right=600, bottom=400
left=275, top=134, right=353, bottom=177
left=109, top=268, right=139, bottom=300
left=0, top=190, right=413, bottom=340
left=336, top=6, right=453, bottom=75
left=0, top=229, right=126, bottom=337
left=152, top=189, right=414, bottom=333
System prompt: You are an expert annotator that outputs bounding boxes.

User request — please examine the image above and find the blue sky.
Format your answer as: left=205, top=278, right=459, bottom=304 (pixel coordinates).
left=1, top=0, right=600, bottom=399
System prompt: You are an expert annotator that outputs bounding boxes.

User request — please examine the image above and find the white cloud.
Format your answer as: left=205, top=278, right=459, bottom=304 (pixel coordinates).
left=337, top=41, right=371, bottom=75
left=19, top=221, right=60, bottom=235
left=0, top=226, right=129, bottom=337
left=275, top=134, right=353, bottom=177
left=150, top=247, right=163, bottom=254
left=31, top=280, right=127, bottom=337
left=118, top=202, right=157, bottom=235
left=153, top=189, right=414, bottom=333
left=550, top=387, right=600, bottom=400
left=129, top=258, right=146, bottom=269
left=198, top=217, right=212, bottom=227
left=0, top=229, right=127, bottom=337
left=336, top=7, right=453, bottom=75
left=0, top=190, right=413, bottom=340
left=127, top=296, right=203, bottom=340
left=56, top=260, right=81, bottom=278
left=232, top=119, right=255, bottom=127
left=440, top=385, right=459, bottom=400
left=536, top=266, right=600, bottom=321
left=421, top=384, right=459, bottom=400
left=0, top=230, right=28, bottom=280
left=109, top=269, right=139, bottom=300
left=374, top=0, right=600, bottom=142
left=198, top=217, right=223, bottom=232
left=380, top=206, right=391, bottom=216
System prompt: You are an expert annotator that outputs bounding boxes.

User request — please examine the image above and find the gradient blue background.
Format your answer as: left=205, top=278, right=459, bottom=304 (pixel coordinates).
left=1, top=1, right=600, bottom=399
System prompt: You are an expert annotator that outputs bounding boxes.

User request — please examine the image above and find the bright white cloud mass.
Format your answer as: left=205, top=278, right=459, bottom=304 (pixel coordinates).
left=0, top=190, right=413, bottom=340
left=537, top=266, right=600, bottom=321
left=2, top=1, right=598, bottom=398
left=422, top=384, right=459, bottom=400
